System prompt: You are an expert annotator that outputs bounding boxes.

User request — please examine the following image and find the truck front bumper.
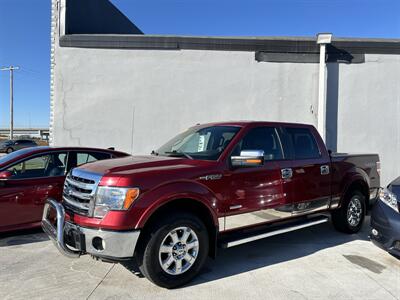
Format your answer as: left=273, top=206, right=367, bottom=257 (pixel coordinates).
left=41, top=198, right=140, bottom=260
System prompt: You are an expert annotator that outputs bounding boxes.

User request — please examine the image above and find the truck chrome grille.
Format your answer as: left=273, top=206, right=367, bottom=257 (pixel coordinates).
left=62, top=168, right=102, bottom=216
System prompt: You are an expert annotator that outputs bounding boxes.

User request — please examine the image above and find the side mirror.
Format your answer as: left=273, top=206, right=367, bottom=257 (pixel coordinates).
left=0, top=170, right=13, bottom=179
left=231, top=150, right=265, bottom=168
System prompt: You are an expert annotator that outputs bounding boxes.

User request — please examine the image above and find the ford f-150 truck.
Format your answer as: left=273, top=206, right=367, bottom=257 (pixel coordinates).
left=42, top=121, right=380, bottom=288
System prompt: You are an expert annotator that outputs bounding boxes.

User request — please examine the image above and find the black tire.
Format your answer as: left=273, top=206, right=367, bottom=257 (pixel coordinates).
left=332, top=190, right=366, bottom=233
left=6, top=147, right=13, bottom=154
left=136, top=212, right=209, bottom=289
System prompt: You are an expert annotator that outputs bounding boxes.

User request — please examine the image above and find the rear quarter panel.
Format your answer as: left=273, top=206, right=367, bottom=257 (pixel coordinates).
left=330, top=153, right=380, bottom=207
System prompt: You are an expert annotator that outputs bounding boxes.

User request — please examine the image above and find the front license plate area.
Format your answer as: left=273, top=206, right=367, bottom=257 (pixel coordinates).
left=64, top=222, right=86, bottom=252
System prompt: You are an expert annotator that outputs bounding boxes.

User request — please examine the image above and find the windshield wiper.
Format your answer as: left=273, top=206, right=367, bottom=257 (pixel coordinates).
left=164, top=150, right=193, bottom=160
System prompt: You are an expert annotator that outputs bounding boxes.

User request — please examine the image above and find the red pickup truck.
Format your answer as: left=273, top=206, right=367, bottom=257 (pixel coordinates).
left=42, top=122, right=380, bottom=288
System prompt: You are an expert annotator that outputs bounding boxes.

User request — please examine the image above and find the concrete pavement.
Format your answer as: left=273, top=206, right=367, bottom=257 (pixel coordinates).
left=0, top=218, right=399, bottom=300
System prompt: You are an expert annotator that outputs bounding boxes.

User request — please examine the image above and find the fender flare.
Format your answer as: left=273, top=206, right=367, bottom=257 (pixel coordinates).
left=339, top=171, right=370, bottom=208
left=133, top=180, right=220, bottom=229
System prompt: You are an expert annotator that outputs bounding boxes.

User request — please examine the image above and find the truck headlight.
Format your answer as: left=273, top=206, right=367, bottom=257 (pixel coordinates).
left=378, top=188, right=399, bottom=213
left=94, top=187, right=140, bottom=218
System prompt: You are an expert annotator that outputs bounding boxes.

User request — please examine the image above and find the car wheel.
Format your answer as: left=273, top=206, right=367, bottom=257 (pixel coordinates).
left=6, top=147, right=13, bottom=154
left=332, top=190, right=366, bottom=233
left=136, top=212, right=209, bottom=289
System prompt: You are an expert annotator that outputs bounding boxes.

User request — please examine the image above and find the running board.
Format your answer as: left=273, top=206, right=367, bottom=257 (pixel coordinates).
left=221, top=216, right=329, bottom=248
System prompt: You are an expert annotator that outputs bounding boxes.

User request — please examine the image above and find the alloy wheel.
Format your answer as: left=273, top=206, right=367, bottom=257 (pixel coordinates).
left=347, top=197, right=363, bottom=227
left=158, top=226, right=199, bottom=276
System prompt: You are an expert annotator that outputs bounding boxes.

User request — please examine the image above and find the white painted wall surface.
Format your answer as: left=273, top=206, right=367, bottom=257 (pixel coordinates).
left=52, top=48, right=320, bottom=152
left=52, top=46, right=400, bottom=185
left=51, top=2, right=400, bottom=185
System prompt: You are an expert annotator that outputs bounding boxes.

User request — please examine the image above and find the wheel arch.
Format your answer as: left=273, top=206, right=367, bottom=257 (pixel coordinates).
left=341, top=179, right=369, bottom=209
left=136, top=197, right=219, bottom=258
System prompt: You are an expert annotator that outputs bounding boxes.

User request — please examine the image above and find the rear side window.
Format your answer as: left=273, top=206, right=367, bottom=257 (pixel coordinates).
left=233, top=127, right=283, bottom=161
left=76, top=152, right=111, bottom=166
left=286, top=128, right=321, bottom=159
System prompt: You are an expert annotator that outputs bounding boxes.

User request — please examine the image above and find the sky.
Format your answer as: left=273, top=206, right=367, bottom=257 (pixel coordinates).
left=0, top=0, right=399, bottom=129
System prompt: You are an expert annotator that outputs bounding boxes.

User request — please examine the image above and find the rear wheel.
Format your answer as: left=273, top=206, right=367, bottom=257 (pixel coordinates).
left=136, top=213, right=209, bottom=289
left=6, top=147, right=13, bottom=154
left=332, top=190, right=366, bottom=233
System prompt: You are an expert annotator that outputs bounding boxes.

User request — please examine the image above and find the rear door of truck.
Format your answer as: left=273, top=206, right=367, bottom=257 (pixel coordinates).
left=281, top=125, right=332, bottom=215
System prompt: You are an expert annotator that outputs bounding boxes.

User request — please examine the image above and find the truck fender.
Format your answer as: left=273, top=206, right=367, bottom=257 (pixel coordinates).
left=133, top=180, right=220, bottom=230
left=338, top=171, right=370, bottom=208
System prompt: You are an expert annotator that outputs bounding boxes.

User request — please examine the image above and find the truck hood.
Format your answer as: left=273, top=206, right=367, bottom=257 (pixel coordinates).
left=76, top=155, right=212, bottom=177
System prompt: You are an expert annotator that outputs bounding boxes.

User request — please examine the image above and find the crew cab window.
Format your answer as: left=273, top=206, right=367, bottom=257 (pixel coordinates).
left=6, top=153, right=67, bottom=179
left=76, top=152, right=111, bottom=166
left=286, top=128, right=321, bottom=159
left=232, top=127, right=283, bottom=160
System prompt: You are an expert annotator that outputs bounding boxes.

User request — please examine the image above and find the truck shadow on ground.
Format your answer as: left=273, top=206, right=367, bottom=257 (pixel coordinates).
left=0, top=228, right=49, bottom=247
left=190, top=219, right=372, bottom=287
left=122, top=217, right=373, bottom=287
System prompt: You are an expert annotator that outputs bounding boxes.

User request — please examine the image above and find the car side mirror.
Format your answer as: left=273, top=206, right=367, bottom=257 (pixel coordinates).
left=0, top=170, right=13, bottom=179
left=231, top=150, right=265, bottom=168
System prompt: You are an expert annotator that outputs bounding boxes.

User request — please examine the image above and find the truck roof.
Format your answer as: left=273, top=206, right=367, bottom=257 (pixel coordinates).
left=195, top=121, right=315, bottom=128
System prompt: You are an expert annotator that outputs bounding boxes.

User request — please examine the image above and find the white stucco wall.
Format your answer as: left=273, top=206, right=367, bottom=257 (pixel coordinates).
left=336, top=54, right=400, bottom=185
left=52, top=47, right=319, bottom=149
left=51, top=1, right=400, bottom=186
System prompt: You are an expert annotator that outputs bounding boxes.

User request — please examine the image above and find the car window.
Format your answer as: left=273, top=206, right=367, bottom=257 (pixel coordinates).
left=6, top=153, right=68, bottom=179
left=286, top=127, right=321, bottom=159
left=76, top=152, right=111, bottom=166
left=232, top=127, right=283, bottom=161
left=6, top=155, right=50, bottom=179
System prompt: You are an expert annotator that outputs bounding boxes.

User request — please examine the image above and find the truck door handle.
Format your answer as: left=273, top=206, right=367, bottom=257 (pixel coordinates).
left=281, top=168, right=293, bottom=179
left=320, top=165, right=330, bottom=175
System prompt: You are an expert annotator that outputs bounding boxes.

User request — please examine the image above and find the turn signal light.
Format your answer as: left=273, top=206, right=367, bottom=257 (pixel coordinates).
left=123, top=188, right=140, bottom=209
left=245, top=159, right=262, bottom=164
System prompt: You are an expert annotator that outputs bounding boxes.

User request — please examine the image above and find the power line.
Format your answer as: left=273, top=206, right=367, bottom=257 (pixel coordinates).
left=1, top=66, right=20, bottom=140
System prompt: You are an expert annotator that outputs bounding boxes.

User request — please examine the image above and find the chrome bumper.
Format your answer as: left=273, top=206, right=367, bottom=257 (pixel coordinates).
left=41, top=198, right=140, bottom=259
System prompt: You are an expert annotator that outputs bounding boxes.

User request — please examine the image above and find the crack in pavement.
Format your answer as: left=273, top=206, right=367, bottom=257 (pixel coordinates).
left=86, top=264, right=115, bottom=300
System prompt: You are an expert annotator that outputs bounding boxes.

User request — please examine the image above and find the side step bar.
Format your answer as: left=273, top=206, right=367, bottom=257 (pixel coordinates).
left=221, top=216, right=329, bottom=248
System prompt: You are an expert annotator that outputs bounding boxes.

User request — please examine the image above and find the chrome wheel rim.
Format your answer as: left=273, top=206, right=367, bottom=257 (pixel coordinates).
left=347, top=197, right=362, bottom=227
left=158, top=226, right=199, bottom=276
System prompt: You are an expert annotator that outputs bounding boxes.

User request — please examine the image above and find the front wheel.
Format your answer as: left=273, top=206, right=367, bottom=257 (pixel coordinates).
left=6, top=147, right=13, bottom=154
left=332, top=190, right=366, bottom=233
left=136, top=213, right=209, bottom=289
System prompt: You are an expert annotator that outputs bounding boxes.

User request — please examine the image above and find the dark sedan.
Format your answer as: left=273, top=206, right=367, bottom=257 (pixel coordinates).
left=0, top=139, right=38, bottom=153
left=370, top=177, right=400, bottom=258
left=0, top=146, right=129, bottom=233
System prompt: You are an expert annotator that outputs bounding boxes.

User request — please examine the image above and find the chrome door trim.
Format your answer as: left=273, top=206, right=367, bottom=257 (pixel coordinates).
left=221, top=204, right=293, bottom=231
left=292, top=197, right=330, bottom=215
left=219, top=197, right=331, bottom=232
left=229, top=205, right=242, bottom=210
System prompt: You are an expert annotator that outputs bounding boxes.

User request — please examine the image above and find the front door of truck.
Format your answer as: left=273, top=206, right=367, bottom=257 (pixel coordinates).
left=224, top=126, right=291, bottom=231
left=283, top=126, right=331, bottom=215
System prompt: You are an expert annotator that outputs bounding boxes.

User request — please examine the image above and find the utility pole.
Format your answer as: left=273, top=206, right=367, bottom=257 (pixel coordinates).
left=1, top=66, right=19, bottom=140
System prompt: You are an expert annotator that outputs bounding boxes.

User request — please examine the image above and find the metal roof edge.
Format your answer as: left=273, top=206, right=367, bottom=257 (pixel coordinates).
left=59, top=34, right=400, bottom=54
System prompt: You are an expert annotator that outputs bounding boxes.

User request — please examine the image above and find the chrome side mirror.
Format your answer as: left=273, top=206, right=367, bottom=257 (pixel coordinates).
left=231, top=150, right=265, bottom=168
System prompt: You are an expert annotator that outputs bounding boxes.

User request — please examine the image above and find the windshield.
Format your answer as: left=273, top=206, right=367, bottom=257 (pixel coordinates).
left=156, top=126, right=241, bottom=161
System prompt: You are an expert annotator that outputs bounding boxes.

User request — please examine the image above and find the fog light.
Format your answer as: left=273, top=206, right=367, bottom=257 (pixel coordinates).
left=371, top=229, right=379, bottom=236
left=92, top=237, right=105, bottom=251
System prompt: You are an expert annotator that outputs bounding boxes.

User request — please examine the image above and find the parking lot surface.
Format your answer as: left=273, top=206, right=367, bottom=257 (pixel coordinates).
left=0, top=217, right=399, bottom=300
